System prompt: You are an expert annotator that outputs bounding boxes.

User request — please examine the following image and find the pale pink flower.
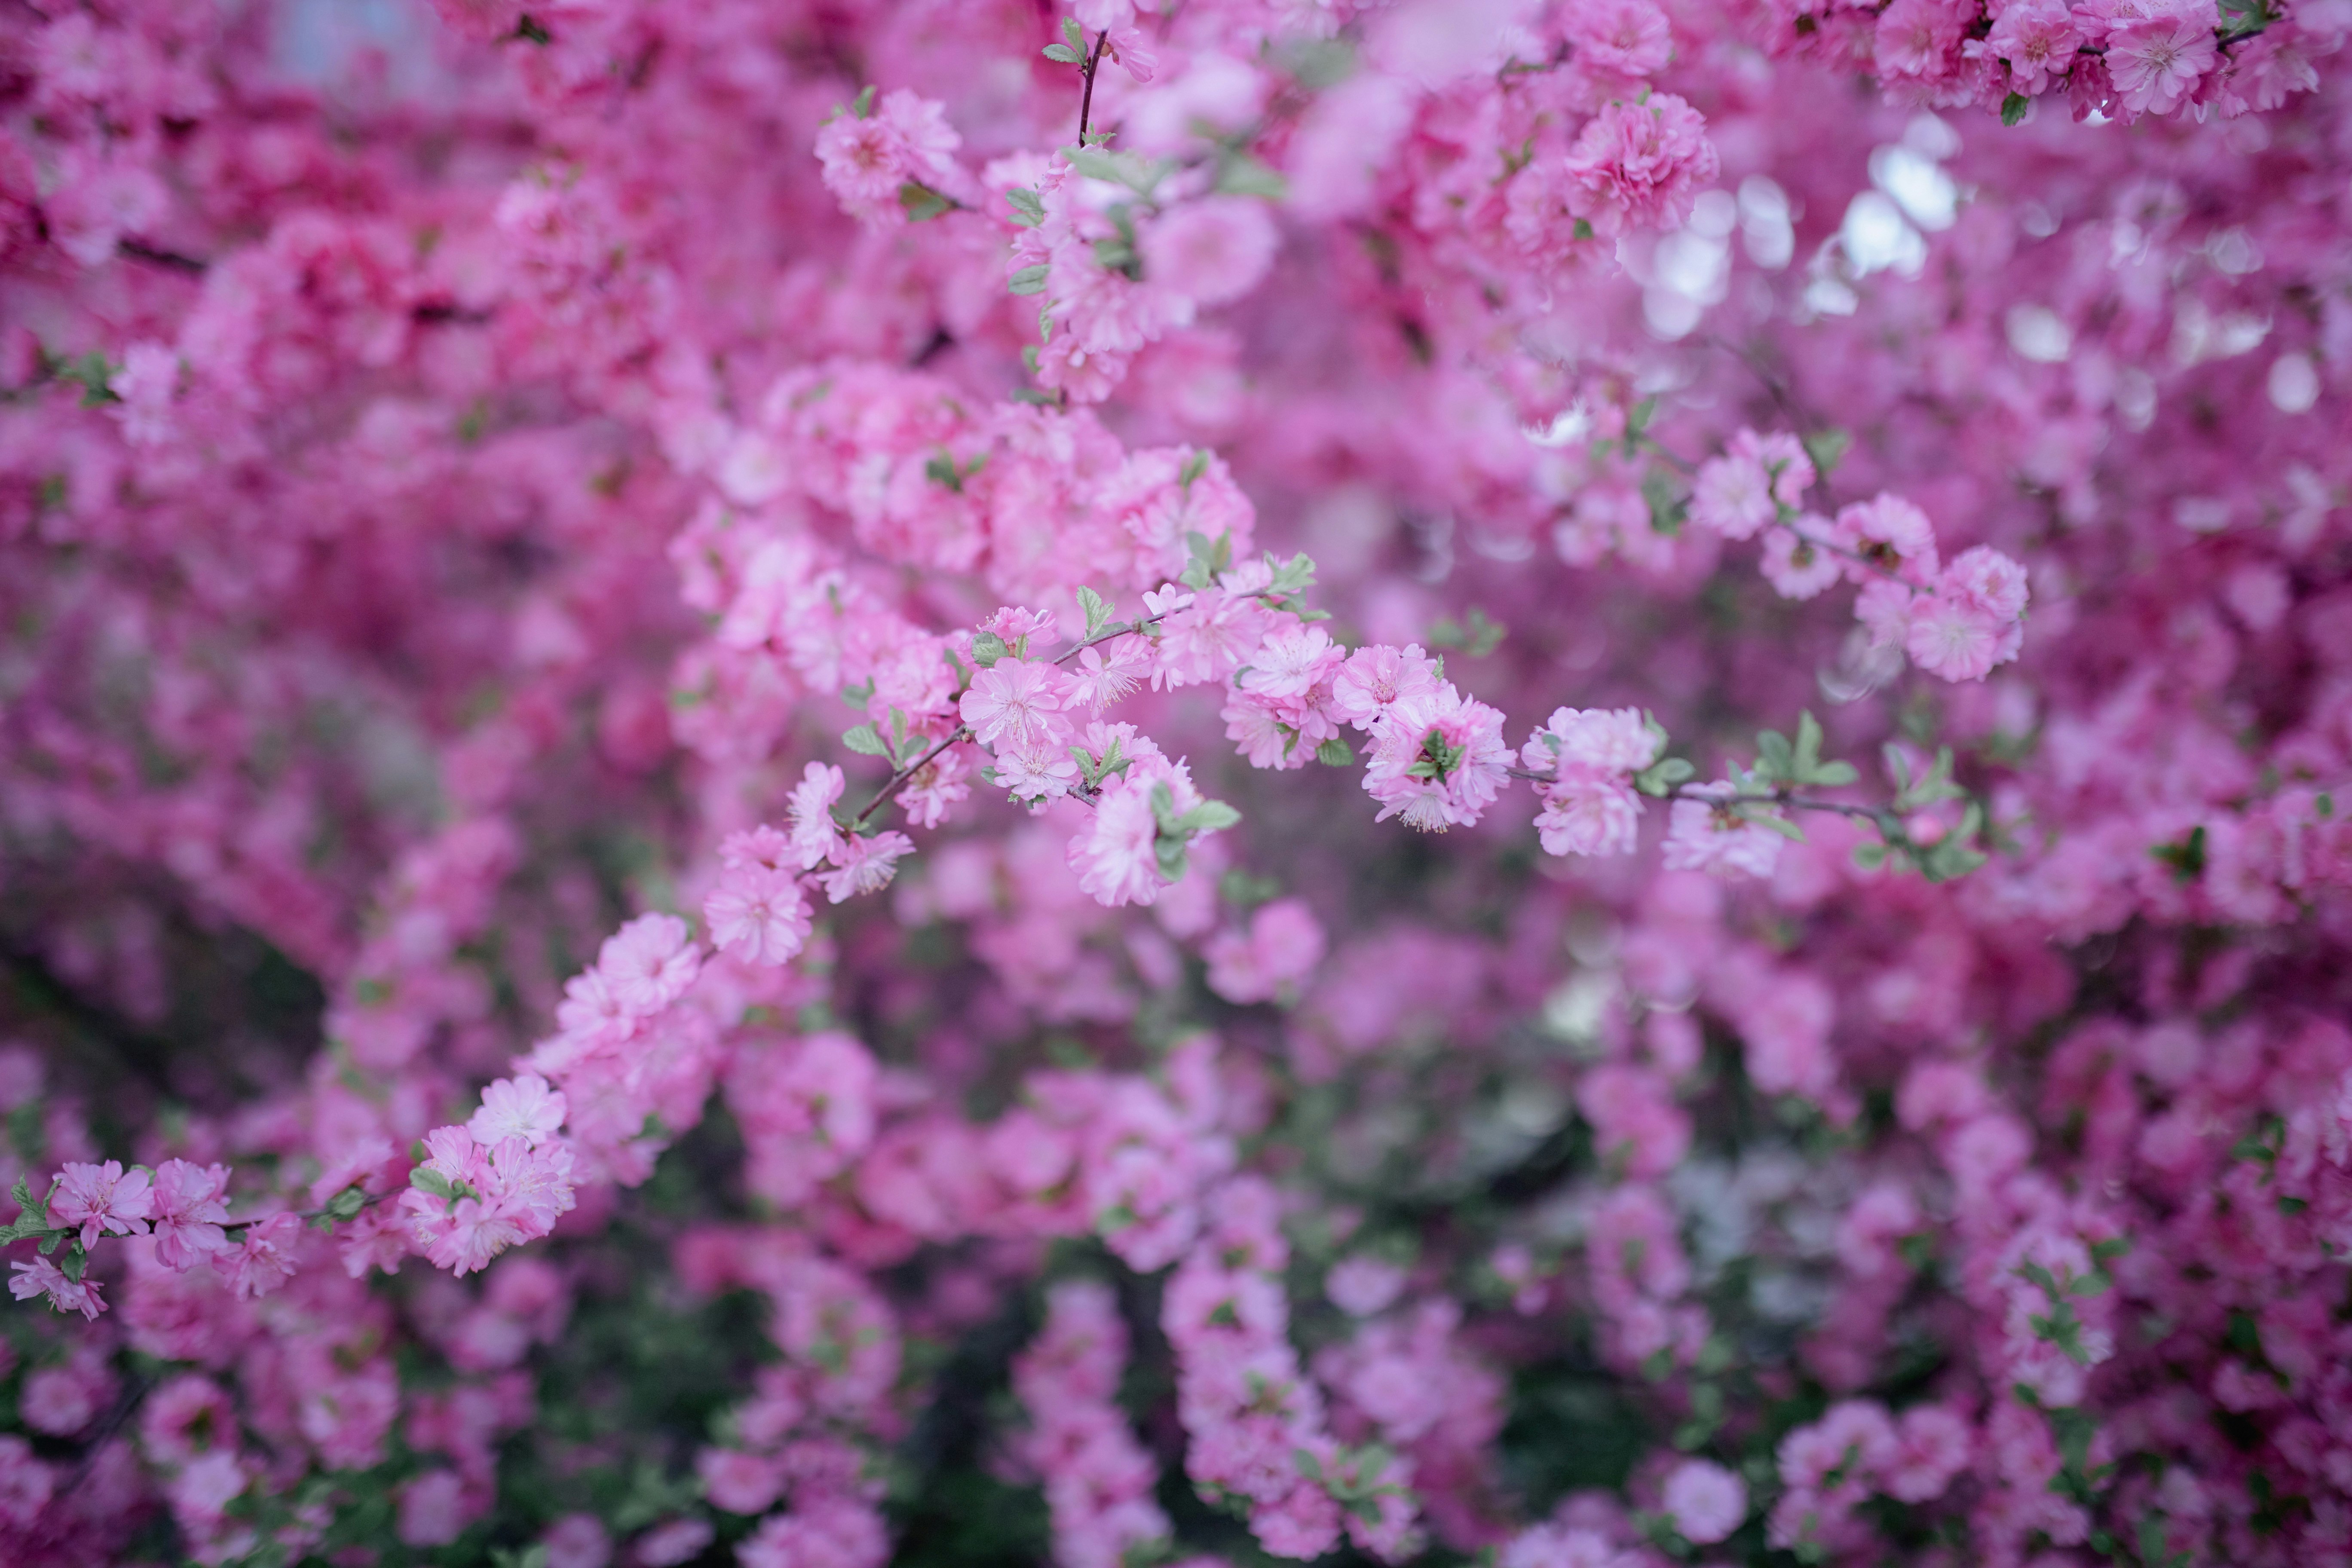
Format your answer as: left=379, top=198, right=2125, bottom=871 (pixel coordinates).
left=820, top=831, right=914, bottom=903
left=1660, top=792, right=1785, bottom=879
left=1069, top=769, right=1170, bottom=907
left=468, top=1072, right=568, bottom=1148
left=1329, top=643, right=1444, bottom=731
left=595, top=913, right=700, bottom=1015
left=1534, top=774, right=1644, bottom=857
left=149, top=1158, right=232, bottom=1270
left=1690, top=451, right=1776, bottom=540
left=1906, top=593, right=2006, bottom=682
left=1663, top=1457, right=1748, bottom=1544
left=703, top=864, right=815, bottom=965
left=1983, top=0, right=2082, bottom=95
left=1142, top=196, right=1279, bottom=306
left=48, top=1158, right=154, bottom=1249
left=2107, top=16, right=2216, bottom=116
left=787, top=762, right=849, bottom=870
left=1560, top=93, right=1718, bottom=237
left=1326, top=1256, right=1408, bottom=1316
left=960, top=657, right=1075, bottom=750
left=8, top=1256, right=104, bottom=1320
left=1759, top=522, right=1841, bottom=599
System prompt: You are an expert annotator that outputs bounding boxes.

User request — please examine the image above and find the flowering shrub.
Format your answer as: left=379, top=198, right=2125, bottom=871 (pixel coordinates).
left=3, top=0, right=2350, bottom=1565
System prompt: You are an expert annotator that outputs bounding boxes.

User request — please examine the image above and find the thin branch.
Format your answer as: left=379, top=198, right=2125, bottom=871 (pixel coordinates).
left=1509, top=768, right=1887, bottom=824
left=1078, top=30, right=1108, bottom=141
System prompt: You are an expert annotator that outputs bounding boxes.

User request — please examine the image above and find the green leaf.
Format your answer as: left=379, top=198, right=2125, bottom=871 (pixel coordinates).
left=1801, top=427, right=1852, bottom=477
left=1077, top=585, right=1112, bottom=639
left=1062, top=16, right=1085, bottom=49
left=1265, top=551, right=1317, bottom=597
left=970, top=631, right=1011, bottom=668
left=323, top=1185, right=368, bottom=1222
left=2001, top=92, right=2031, bottom=127
left=1154, top=836, right=1188, bottom=882
left=1214, top=154, right=1289, bottom=199
left=899, top=182, right=953, bottom=221
left=1747, top=811, right=1807, bottom=842
left=851, top=85, right=876, bottom=119
left=1756, top=728, right=1795, bottom=783
left=1315, top=737, right=1355, bottom=766
left=1042, top=42, right=1083, bottom=62
left=842, top=724, right=890, bottom=757
left=49, top=350, right=120, bottom=407
left=1176, top=800, right=1241, bottom=835
left=1811, top=760, right=1859, bottom=787
left=1179, top=449, right=1210, bottom=488
left=1006, top=187, right=1045, bottom=226
left=1063, top=145, right=1171, bottom=197
left=1794, top=710, right=1824, bottom=775
left=1851, top=841, right=1889, bottom=870
left=1294, top=1448, right=1325, bottom=1482
left=1008, top=264, right=1050, bottom=296
left=410, top=1166, right=454, bottom=1200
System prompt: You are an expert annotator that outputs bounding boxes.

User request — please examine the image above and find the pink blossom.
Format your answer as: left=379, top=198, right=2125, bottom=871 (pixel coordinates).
left=1534, top=774, right=1644, bottom=857
left=1559, top=94, right=1719, bottom=238
left=149, top=1159, right=233, bottom=1270
left=1984, top=0, right=2083, bottom=95
left=1362, top=685, right=1512, bottom=832
left=1661, top=793, right=1785, bottom=879
left=1069, top=769, right=1175, bottom=907
left=1760, top=522, right=1841, bottom=600
left=960, top=657, right=1076, bottom=751
left=787, top=763, right=850, bottom=870
left=469, top=1073, right=568, bottom=1148
left=1562, top=0, right=1676, bottom=80
left=1330, top=643, right=1445, bottom=732
left=1205, top=897, right=1327, bottom=1003
left=1142, top=197, right=1280, bottom=307
left=703, top=863, right=815, bottom=965
left=595, top=913, right=701, bottom=1016
left=2107, top=16, right=2217, bottom=115
left=819, top=831, right=915, bottom=902
left=48, top=1158, right=154, bottom=1249
left=1662, top=1457, right=1747, bottom=1544
left=814, top=89, right=969, bottom=226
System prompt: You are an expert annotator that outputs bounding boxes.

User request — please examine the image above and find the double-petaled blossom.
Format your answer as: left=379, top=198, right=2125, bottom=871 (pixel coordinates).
left=47, top=1159, right=153, bottom=1250
left=1362, top=685, right=1511, bottom=832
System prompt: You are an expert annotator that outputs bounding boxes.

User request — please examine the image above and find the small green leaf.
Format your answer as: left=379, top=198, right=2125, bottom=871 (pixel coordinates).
left=1078, top=585, right=1112, bottom=639
left=1042, top=42, right=1083, bottom=62
left=970, top=631, right=1011, bottom=668
left=851, top=85, right=876, bottom=119
left=1177, top=800, right=1241, bottom=835
left=1801, top=428, right=1853, bottom=477
left=1756, top=729, right=1795, bottom=783
left=1214, top=154, right=1289, bottom=199
left=410, top=1167, right=454, bottom=1200
left=1315, top=737, right=1355, bottom=766
left=2001, top=92, right=2031, bottom=127
left=1811, top=760, right=1859, bottom=787
left=899, top=182, right=953, bottom=221
left=1062, top=16, right=1085, bottom=49
left=1179, top=449, right=1210, bottom=488
left=1008, top=264, right=1050, bottom=296
left=1294, top=1448, right=1325, bottom=1482
left=1006, top=187, right=1045, bottom=225
left=842, top=724, right=890, bottom=757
